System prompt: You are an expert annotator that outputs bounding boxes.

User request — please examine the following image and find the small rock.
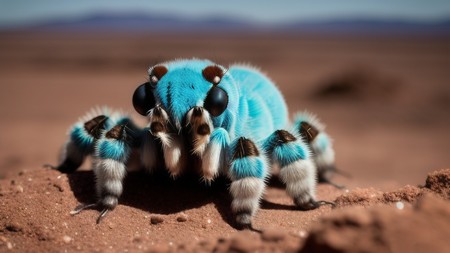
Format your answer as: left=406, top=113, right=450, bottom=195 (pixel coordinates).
left=14, top=185, right=24, bottom=193
left=6, top=222, right=23, bottom=232
left=63, top=235, right=72, bottom=244
left=6, top=242, right=13, bottom=249
left=150, top=215, right=164, bottom=225
left=52, top=183, right=64, bottom=192
left=132, top=236, right=142, bottom=243
left=176, top=213, right=188, bottom=222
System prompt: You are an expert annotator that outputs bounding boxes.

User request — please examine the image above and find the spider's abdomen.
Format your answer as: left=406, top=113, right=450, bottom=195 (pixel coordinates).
left=229, top=66, right=288, bottom=141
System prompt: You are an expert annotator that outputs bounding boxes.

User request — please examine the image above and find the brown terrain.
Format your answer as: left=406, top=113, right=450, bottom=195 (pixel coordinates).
left=0, top=32, right=449, bottom=252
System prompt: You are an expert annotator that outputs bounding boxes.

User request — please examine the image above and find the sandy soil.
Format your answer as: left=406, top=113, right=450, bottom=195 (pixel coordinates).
left=0, top=32, right=449, bottom=252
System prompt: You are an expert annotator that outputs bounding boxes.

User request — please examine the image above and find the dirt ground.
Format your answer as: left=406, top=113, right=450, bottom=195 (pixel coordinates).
left=0, top=32, right=449, bottom=252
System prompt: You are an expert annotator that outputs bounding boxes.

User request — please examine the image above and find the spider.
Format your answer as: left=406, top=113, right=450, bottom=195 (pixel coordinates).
left=47, top=59, right=341, bottom=229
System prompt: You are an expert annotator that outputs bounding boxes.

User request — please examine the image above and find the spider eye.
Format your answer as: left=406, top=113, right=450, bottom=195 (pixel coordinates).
left=204, top=86, right=228, bottom=117
left=149, top=65, right=168, bottom=87
left=202, top=65, right=224, bottom=85
left=132, top=82, right=156, bottom=116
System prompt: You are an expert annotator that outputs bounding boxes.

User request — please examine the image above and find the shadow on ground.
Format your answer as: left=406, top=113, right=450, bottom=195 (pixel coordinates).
left=67, top=170, right=297, bottom=228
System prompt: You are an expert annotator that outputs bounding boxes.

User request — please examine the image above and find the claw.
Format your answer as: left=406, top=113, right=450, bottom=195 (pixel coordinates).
left=314, top=200, right=336, bottom=208
left=70, top=203, right=111, bottom=224
left=70, top=203, right=98, bottom=215
left=297, top=199, right=336, bottom=210
left=96, top=209, right=110, bottom=224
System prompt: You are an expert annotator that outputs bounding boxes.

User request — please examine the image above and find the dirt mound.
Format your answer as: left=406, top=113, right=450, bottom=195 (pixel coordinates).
left=300, top=194, right=450, bottom=253
left=314, top=67, right=401, bottom=101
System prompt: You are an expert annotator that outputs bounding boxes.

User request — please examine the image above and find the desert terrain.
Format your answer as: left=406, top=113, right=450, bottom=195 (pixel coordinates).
left=0, top=32, right=449, bottom=252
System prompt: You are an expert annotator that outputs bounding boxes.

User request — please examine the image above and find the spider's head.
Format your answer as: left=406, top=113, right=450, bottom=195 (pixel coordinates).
left=132, top=59, right=239, bottom=132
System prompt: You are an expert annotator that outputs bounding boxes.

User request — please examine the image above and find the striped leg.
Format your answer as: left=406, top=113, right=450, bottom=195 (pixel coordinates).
left=46, top=109, right=114, bottom=173
left=71, top=124, right=131, bottom=224
left=228, top=137, right=268, bottom=229
left=293, top=112, right=345, bottom=189
left=263, top=130, right=334, bottom=210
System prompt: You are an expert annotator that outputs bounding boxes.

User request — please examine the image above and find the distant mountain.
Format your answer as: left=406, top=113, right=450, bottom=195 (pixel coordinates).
left=5, top=13, right=450, bottom=35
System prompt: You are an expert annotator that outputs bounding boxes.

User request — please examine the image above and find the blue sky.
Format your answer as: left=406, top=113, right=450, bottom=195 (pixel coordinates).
left=1, top=0, right=450, bottom=28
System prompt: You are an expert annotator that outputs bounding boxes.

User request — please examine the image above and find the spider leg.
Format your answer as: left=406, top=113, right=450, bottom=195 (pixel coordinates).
left=46, top=112, right=112, bottom=173
left=228, top=137, right=268, bottom=229
left=263, top=130, right=333, bottom=210
left=293, top=112, right=346, bottom=189
left=89, top=124, right=131, bottom=224
left=148, top=106, right=185, bottom=177
left=201, top=128, right=230, bottom=182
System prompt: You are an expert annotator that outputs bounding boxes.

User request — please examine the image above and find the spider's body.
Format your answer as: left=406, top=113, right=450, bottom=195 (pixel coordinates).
left=51, top=59, right=339, bottom=228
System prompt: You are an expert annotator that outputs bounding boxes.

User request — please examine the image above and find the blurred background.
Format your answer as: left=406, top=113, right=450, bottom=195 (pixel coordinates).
left=0, top=0, right=449, bottom=189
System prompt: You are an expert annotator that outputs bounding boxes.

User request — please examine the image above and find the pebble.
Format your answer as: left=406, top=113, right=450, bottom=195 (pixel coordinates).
left=176, top=213, right=188, bottom=222
left=150, top=215, right=164, bottom=225
left=63, top=235, right=72, bottom=244
left=6, top=222, right=23, bottom=232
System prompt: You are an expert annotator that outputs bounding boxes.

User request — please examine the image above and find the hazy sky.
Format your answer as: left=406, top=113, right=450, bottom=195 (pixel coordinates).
left=1, top=0, right=449, bottom=27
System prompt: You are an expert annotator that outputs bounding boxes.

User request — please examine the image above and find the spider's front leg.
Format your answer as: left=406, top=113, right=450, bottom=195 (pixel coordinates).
left=186, top=106, right=226, bottom=181
left=71, top=124, right=131, bottom=224
left=228, top=137, right=268, bottom=229
left=263, top=130, right=335, bottom=210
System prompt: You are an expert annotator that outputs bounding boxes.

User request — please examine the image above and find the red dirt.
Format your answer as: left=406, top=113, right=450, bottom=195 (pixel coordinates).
left=1, top=33, right=450, bottom=252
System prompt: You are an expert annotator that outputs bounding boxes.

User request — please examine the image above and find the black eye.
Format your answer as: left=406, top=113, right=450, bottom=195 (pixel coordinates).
left=132, top=82, right=156, bottom=116
left=149, top=65, right=168, bottom=87
left=204, top=86, right=228, bottom=117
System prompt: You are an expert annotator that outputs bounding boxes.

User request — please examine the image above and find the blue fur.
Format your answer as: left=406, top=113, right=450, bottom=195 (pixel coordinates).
left=263, top=132, right=309, bottom=167
left=70, top=124, right=95, bottom=152
left=97, top=139, right=129, bottom=161
left=229, top=157, right=266, bottom=179
left=210, top=128, right=230, bottom=147
left=272, top=143, right=308, bottom=167
left=154, top=60, right=287, bottom=141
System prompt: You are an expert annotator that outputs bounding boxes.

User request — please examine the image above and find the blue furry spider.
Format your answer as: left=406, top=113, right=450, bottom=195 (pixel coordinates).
left=47, top=59, right=341, bottom=229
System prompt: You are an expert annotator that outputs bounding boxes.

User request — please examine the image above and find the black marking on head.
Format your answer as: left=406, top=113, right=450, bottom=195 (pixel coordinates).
left=84, top=115, right=108, bottom=139
left=275, top=130, right=297, bottom=143
left=299, top=122, right=319, bottom=143
left=202, top=65, right=224, bottom=85
left=197, top=123, right=210, bottom=136
left=149, top=65, right=168, bottom=87
left=105, top=125, right=126, bottom=140
left=233, top=137, right=259, bottom=160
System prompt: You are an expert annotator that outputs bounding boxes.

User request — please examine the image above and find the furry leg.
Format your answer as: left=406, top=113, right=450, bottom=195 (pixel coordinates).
left=148, top=106, right=185, bottom=177
left=47, top=108, right=115, bottom=173
left=201, top=128, right=230, bottom=182
left=228, top=137, right=268, bottom=228
left=293, top=112, right=344, bottom=188
left=71, top=124, right=131, bottom=224
left=263, top=130, right=332, bottom=210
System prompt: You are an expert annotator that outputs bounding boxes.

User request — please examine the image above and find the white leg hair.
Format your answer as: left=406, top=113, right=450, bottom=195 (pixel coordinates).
left=202, top=140, right=223, bottom=181
left=93, top=158, right=127, bottom=209
left=185, top=107, right=214, bottom=156
left=230, top=177, right=265, bottom=225
left=278, top=159, right=317, bottom=205
left=148, top=106, right=185, bottom=177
